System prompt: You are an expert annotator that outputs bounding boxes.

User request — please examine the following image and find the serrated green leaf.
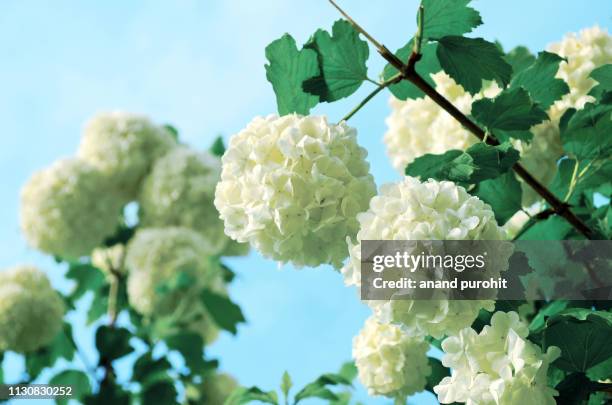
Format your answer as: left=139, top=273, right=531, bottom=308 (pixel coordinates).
left=425, top=358, right=450, bottom=392
left=560, top=102, right=612, bottom=160
left=588, top=64, right=612, bottom=101
left=472, top=87, right=548, bottom=131
left=49, top=369, right=91, bottom=405
left=95, top=325, right=133, bottom=362
left=472, top=171, right=522, bottom=225
left=200, top=289, right=246, bottom=335
left=383, top=40, right=440, bottom=100
left=437, top=36, right=512, bottom=94
left=25, top=323, right=75, bottom=379
left=543, top=310, right=612, bottom=372
left=224, top=386, right=278, bottom=405
left=406, top=142, right=519, bottom=184
left=265, top=34, right=320, bottom=115
left=210, top=136, right=226, bottom=157
left=303, top=19, right=369, bottom=102
left=421, top=0, right=482, bottom=40
left=280, top=371, right=292, bottom=398
left=510, top=51, right=569, bottom=109
left=65, top=263, right=105, bottom=301
left=504, top=46, right=536, bottom=75
left=142, top=380, right=178, bottom=405
left=165, top=332, right=206, bottom=373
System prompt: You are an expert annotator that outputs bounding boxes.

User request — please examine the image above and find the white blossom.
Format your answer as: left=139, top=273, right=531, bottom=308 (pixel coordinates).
left=434, top=311, right=561, bottom=405
left=20, top=158, right=124, bottom=259
left=139, top=147, right=245, bottom=255
left=342, top=177, right=507, bottom=338
left=353, top=317, right=430, bottom=400
left=0, top=265, right=64, bottom=353
left=77, top=112, right=176, bottom=199
left=215, top=114, right=376, bottom=268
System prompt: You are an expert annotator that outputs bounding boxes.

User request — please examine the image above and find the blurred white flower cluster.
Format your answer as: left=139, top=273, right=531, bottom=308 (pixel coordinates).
left=353, top=317, right=431, bottom=400
left=186, top=373, right=238, bottom=405
left=434, top=312, right=560, bottom=405
left=0, top=265, right=64, bottom=353
left=215, top=114, right=376, bottom=268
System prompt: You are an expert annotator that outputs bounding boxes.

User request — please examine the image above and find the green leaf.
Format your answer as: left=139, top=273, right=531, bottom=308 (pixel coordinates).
left=518, top=215, right=573, bottom=240
left=25, top=323, right=75, bottom=379
left=164, top=332, right=212, bottom=374
left=528, top=300, right=569, bottom=333
left=95, top=325, right=133, bottom=362
left=436, top=36, right=512, bottom=94
left=294, top=373, right=352, bottom=403
left=49, top=370, right=91, bottom=405
left=425, top=358, right=450, bottom=392
left=421, top=0, right=482, bottom=40
left=337, top=361, right=358, bottom=382
left=265, top=34, right=320, bottom=115
left=132, top=352, right=173, bottom=387
left=588, top=64, right=612, bottom=101
left=472, top=171, right=522, bottom=225
left=65, top=263, right=105, bottom=301
left=210, top=136, right=226, bottom=157
left=554, top=372, right=598, bottom=405
left=84, top=381, right=130, bottom=405
left=280, top=371, right=292, bottom=398
left=406, top=142, right=519, bottom=184
left=163, top=124, right=179, bottom=141
left=224, top=386, right=278, bottom=405
left=504, top=46, right=536, bottom=75
left=510, top=51, right=569, bottom=109
left=472, top=87, right=548, bottom=131
left=303, top=19, right=369, bottom=102
left=142, top=381, right=178, bottom=405
left=560, top=102, right=612, bottom=161
left=200, top=289, right=246, bottom=335
left=543, top=309, right=612, bottom=372
left=587, top=356, right=612, bottom=382
left=383, top=41, right=441, bottom=100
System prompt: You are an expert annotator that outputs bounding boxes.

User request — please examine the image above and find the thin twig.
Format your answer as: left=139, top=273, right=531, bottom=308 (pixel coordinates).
left=341, top=73, right=402, bottom=122
left=329, top=0, right=595, bottom=239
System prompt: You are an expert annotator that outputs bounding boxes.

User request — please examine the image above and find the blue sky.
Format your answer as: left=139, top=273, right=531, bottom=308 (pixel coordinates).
left=0, top=1, right=609, bottom=404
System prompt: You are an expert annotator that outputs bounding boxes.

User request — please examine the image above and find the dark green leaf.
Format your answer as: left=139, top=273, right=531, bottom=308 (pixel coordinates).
left=294, top=373, right=352, bottom=403
left=303, top=20, right=369, bottom=101
left=383, top=41, right=440, bottom=100
left=163, top=124, right=179, bottom=141
left=560, top=102, right=612, bottom=160
left=224, top=386, right=278, bottom=405
left=472, top=87, right=547, bottom=131
left=65, top=263, right=105, bottom=301
left=406, top=142, right=519, bottom=184
left=421, top=0, right=482, bottom=40
left=543, top=309, right=612, bottom=372
left=425, top=358, right=450, bottom=392
left=84, top=381, right=129, bottom=405
left=95, top=326, right=133, bottom=362
left=132, top=352, right=172, bottom=387
left=49, top=370, right=91, bottom=405
left=142, top=381, right=178, bottom=405
left=510, top=51, right=569, bottom=109
left=165, top=332, right=206, bottom=373
left=528, top=300, right=569, bottom=333
left=436, top=36, right=512, bottom=94
left=494, top=129, right=533, bottom=142
left=210, top=136, right=226, bottom=157
left=200, top=289, right=246, bottom=335
left=504, top=46, right=536, bottom=75
left=588, top=64, right=612, bottom=101
left=472, top=171, right=522, bottom=225
left=555, top=373, right=597, bottom=405
left=587, top=356, right=612, bottom=382
left=265, top=34, right=320, bottom=115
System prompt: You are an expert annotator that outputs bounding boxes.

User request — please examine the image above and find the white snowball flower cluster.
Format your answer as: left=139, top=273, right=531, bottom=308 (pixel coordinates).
left=139, top=147, right=241, bottom=255
left=548, top=25, right=612, bottom=115
left=434, top=311, right=561, bottom=405
left=77, top=112, right=176, bottom=199
left=342, top=177, right=507, bottom=338
left=186, top=373, right=238, bottom=405
left=215, top=114, right=376, bottom=268
left=125, top=227, right=220, bottom=317
left=353, top=317, right=431, bottom=400
left=0, top=265, right=64, bottom=353
left=20, top=158, right=123, bottom=259
left=383, top=72, right=562, bottom=206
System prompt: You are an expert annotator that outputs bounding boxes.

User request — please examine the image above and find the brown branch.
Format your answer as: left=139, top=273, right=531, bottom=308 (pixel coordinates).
left=328, top=0, right=595, bottom=240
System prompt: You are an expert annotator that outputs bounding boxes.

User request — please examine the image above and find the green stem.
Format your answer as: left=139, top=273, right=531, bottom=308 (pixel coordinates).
left=413, top=4, right=425, bottom=55
left=563, top=159, right=580, bottom=202
left=341, top=74, right=401, bottom=122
